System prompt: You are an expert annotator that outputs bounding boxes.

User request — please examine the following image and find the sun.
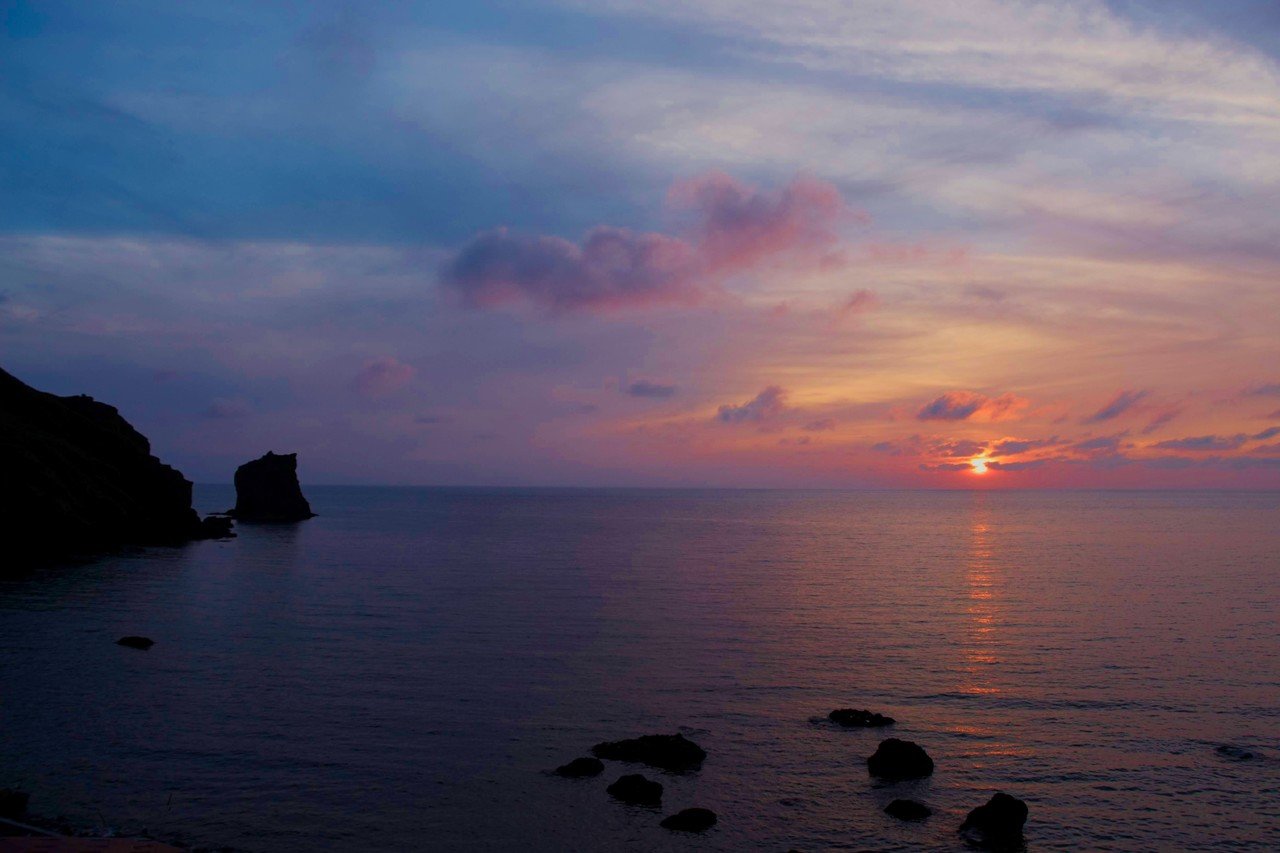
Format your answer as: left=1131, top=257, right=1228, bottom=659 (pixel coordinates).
left=970, top=457, right=989, bottom=475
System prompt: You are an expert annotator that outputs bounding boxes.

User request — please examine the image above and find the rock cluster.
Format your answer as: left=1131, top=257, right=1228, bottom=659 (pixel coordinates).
left=553, top=732, right=715, bottom=832
left=1, top=366, right=232, bottom=569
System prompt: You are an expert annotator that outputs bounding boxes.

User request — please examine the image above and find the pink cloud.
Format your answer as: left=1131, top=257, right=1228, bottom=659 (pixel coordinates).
left=443, top=173, right=858, bottom=313
left=917, top=391, right=1028, bottom=422
left=717, top=385, right=788, bottom=424
left=354, top=356, right=416, bottom=398
left=669, top=171, right=857, bottom=273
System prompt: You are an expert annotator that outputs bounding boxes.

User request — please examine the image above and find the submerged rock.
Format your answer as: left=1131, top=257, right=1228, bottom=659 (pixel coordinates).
left=607, top=774, right=663, bottom=805
left=867, top=738, right=934, bottom=780
left=660, top=807, right=717, bottom=832
left=959, top=792, right=1028, bottom=847
left=591, top=733, right=706, bottom=771
left=116, top=636, right=155, bottom=650
left=829, top=708, right=895, bottom=727
left=884, top=799, right=932, bottom=821
left=1, top=366, right=209, bottom=569
left=230, top=452, right=315, bottom=522
left=0, top=789, right=29, bottom=820
left=1216, top=745, right=1259, bottom=761
left=553, top=757, right=604, bottom=778
left=196, top=515, right=235, bottom=540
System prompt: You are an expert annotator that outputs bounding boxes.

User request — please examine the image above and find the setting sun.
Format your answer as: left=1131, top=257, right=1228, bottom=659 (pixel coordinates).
left=970, top=458, right=989, bottom=475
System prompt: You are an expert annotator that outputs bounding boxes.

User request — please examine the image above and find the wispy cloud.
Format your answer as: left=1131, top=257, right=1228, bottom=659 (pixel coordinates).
left=917, top=391, right=1027, bottom=422
left=1083, top=390, right=1149, bottom=423
left=717, top=386, right=787, bottom=424
left=626, top=379, right=677, bottom=398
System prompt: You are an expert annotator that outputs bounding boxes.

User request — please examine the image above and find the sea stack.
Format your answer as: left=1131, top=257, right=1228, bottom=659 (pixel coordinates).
left=231, top=451, right=316, bottom=522
left=1, top=366, right=227, bottom=569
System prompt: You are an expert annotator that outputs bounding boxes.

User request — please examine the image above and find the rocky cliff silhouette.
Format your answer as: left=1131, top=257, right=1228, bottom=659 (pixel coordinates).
left=1, top=366, right=230, bottom=569
left=231, top=451, right=316, bottom=522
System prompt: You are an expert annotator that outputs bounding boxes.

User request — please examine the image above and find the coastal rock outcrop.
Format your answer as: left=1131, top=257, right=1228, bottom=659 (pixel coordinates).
left=829, top=708, right=895, bottom=727
left=884, top=799, right=931, bottom=821
left=607, top=774, right=663, bottom=805
left=116, top=636, right=155, bottom=650
left=1, top=367, right=227, bottom=569
left=958, top=792, right=1028, bottom=847
left=591, top=733, right=706, bottom=771
left=553, top=757, right=604, bottom=778
left=230, top=451, right=315, bottom=522
left=867, top=738, right=934, bottom=780
left=660, top=807, right=717, bottom=832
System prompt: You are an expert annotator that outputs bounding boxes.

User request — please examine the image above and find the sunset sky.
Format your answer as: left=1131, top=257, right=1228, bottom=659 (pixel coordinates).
left=3, top=0, right=1279, bottom=487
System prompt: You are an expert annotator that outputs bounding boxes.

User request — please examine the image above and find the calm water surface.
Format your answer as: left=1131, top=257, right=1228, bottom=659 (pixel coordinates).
left=2, top=488, right=1278, bottom=851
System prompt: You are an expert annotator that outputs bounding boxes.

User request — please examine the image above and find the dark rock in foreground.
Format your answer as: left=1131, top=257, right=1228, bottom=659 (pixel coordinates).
left=660, top=807, right=717, bottom=832
left=591, top=733, right=706, bottom=771
left=1, top=366, right=211, bottom=569
left=607, top=774, right=663, bottom=805
left=959, top=792, right=1028, bottom=848
left=0, top=788, right=29, bottom=820
left=885, top=798, right=932, bottom=821
left=867, top=738, right=934, bottom=780
left=553, top=757, right=604, bottom=778
left=230, top=451, right=315, bottom=522
left=829, top=708, right=895, bottom=727
left=117, top=636, right=155, bottom=650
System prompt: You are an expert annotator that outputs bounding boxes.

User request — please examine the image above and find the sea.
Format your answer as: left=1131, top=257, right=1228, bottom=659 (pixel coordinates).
left=1, top=487, right=1278, bottom=851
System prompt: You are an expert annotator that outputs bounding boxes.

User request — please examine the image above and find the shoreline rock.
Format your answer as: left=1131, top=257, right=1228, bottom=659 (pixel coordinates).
left=829, top=708, right=895, bottom=727
left=229, top=451, right=316, bottom=523
left=553, top=757, right=604, bottom=778
left=867, top=738, right=934, bottom=780
left=959, top=792, right=1028, bottom=848
left=1, top=366, right=225, bottom=570
left=116, top=636, right=155, bottom=650
left=607, top=774, right=663, bottom=805
left=591, top=733, right=706, bottom=771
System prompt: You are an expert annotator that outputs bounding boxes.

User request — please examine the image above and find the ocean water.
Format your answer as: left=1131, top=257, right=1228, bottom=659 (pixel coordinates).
left=1, top=487, right=1278, bottom=851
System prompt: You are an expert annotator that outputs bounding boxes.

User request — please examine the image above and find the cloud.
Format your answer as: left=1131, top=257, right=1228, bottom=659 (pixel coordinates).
left=989, top=436, right=1060, bottom=456
left=836, top=289, right=878, bottom=319
left=442, top=173, right=854, bottom=313
left=1072, top=435, right=1126, bottom=454
left=353, top=356, right=416, bottom=397
left=626, top=379, right=677, bottom=398
left=717, top=385, right=787, bottom=424
left=202, top=397, right=252, bottom=419
left=802, top=418, right=836, bottom=431
left=1141, top=407, right=1183, bottom=435
left=1083, top=389, right=1149, bottom=423
left=917, top=391, right=1027, bottom=422
left=1245, top=382, right=1280, bottom=397
left=1253, top=426, right=1280, bottom=441
left=671, top=171, right=855, bottom=267
left=1153, top=434, right=1248, bottom=452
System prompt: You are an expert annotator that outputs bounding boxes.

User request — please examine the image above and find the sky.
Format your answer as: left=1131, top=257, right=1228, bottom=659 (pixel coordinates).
left=2, top=0, right=1279, bottom=488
